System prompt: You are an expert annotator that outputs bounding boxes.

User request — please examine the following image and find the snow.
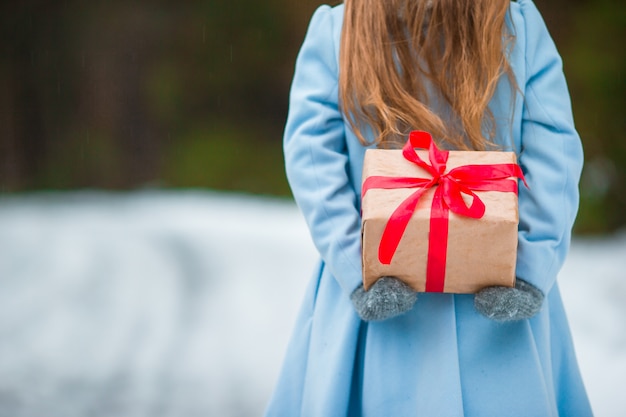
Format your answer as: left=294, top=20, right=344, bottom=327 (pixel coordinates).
left=0, top=190, right=623, bottom=416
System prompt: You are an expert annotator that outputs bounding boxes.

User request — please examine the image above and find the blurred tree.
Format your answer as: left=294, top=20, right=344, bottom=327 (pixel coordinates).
left=0, top=1, right=61, bottom=189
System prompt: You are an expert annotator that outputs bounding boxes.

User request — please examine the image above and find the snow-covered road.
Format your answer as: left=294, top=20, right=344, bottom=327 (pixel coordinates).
left=0, top=191, right=623, bottom=416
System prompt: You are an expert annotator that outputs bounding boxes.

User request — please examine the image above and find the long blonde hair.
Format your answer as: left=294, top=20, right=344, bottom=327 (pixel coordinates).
left=339, top=0, right=515, bottom=150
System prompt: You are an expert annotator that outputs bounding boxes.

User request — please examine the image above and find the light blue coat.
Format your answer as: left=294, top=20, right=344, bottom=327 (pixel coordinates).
left=265, top=1, right=593, bottom=416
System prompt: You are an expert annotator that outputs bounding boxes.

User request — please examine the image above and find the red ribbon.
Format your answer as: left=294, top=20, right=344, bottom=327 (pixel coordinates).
left=362, top=131, right=527, bottom=292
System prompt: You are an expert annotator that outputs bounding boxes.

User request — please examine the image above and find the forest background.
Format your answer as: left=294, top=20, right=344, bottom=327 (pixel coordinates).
left=1, top=0, right=624, bottom=234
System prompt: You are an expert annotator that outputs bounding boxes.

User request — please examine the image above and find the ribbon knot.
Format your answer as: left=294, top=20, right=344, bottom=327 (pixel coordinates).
left=362, top=131, right=526, bottom=292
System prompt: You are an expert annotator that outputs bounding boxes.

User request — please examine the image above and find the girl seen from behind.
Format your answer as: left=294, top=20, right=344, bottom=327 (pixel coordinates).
left=265, top=1, right=593, bottom=416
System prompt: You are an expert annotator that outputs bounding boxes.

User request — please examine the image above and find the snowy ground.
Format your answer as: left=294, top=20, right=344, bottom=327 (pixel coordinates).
left=0, top=190, right=623, bottom=417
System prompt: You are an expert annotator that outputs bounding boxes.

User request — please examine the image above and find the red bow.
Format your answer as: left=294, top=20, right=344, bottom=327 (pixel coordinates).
left=362, top=131, right=527, bottom=292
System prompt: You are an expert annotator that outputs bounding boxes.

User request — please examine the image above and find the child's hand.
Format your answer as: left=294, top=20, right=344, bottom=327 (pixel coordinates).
left=351, top=277, right=417, bottom=321
left=474, top=279, right=544, bottom=322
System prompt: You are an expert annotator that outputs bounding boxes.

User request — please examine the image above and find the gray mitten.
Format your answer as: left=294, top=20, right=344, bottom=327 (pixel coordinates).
left=474, top=279, right=544, bottom=322
left=351, top=277, right=417, bottom=321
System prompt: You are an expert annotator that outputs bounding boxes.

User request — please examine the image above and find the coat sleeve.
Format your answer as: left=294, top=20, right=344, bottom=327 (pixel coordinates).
left=283, top=6, right=363, bottom=296
left=515, top=0, right=584, bottom=294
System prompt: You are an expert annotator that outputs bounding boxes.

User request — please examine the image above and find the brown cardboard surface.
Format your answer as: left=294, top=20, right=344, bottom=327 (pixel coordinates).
left=361, top=149, right=519, bottom=293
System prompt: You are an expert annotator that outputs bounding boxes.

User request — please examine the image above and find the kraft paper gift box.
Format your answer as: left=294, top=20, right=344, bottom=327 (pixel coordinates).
left=361, top=131, right=525, bottom=294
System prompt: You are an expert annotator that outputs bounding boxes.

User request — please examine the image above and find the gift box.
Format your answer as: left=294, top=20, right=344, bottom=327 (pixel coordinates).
left=361, top=131, right=525, bottom=294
